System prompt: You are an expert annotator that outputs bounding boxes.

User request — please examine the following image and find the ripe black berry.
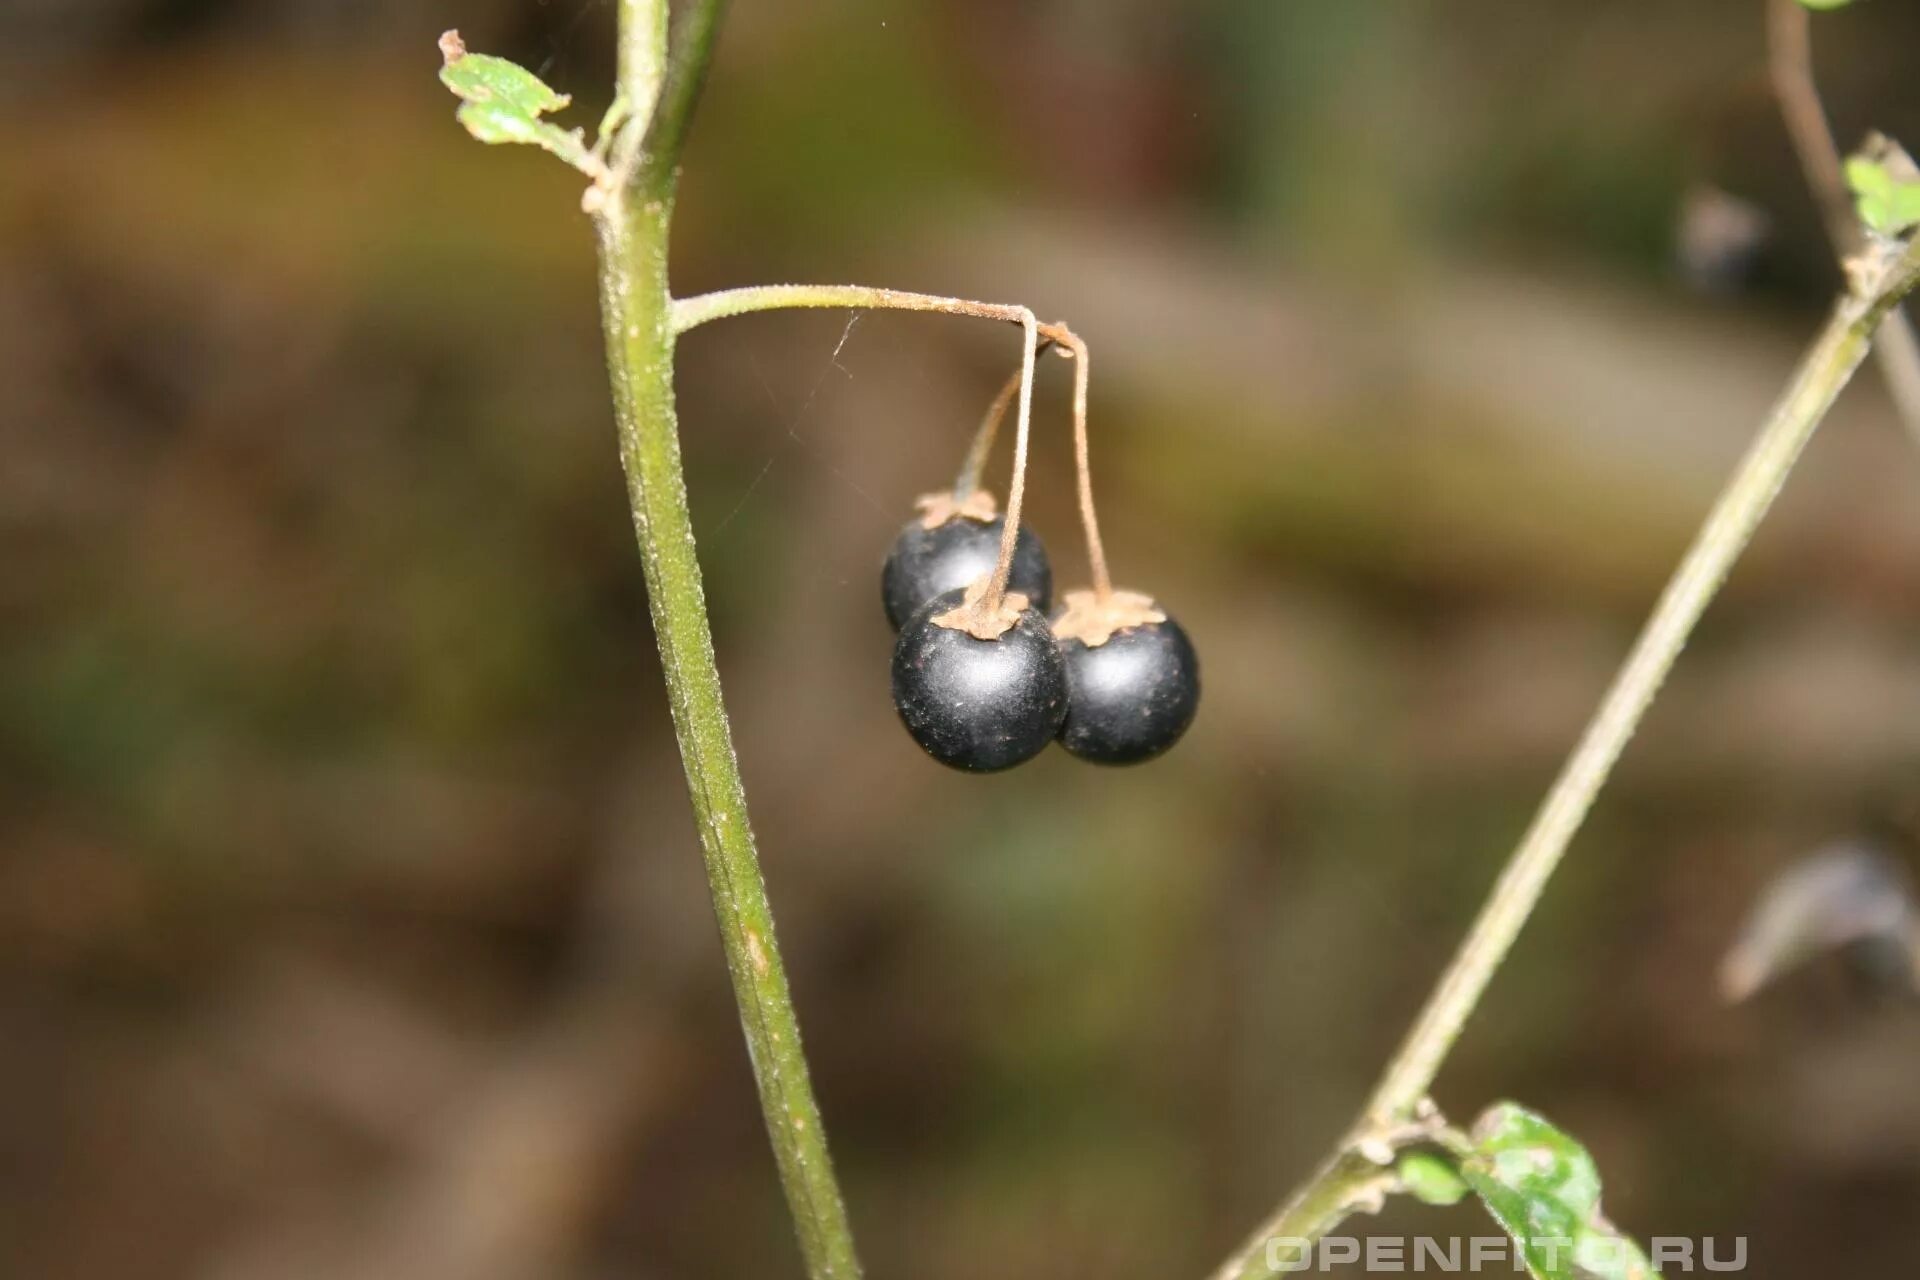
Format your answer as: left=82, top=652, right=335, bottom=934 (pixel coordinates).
left=891, top=587, right=1068, bottom=771
left=1054, top=598, right=1199, bottom=766
left=881, top=504, right=1051, bottom=631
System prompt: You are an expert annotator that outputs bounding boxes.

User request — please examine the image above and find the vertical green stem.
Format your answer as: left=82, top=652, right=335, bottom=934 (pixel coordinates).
left=592, top=5, right=860, bottom=1279
left=617, top=0, right=670, bottom=135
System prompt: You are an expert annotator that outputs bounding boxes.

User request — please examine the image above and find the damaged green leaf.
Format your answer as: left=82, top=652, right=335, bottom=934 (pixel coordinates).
left=1460, top=1104, right=1660, bottom=1280
left=437, top=30, right=606, bottom=178
left=1845, top=136, right=1920, bottom=239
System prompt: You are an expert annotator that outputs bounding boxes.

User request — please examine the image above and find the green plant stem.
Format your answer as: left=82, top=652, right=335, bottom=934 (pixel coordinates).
left=1206, top=1150, right=1397, bottom=1280
left=1210, top=239, right=1920, bottom=1280
left=616, top=0, right=669, bottom=145
left=645, top=0, right=729, bottom=167
left=1358, top=266, right=1909, bottom=1127
left=592, top=5, right=860, bottom=1280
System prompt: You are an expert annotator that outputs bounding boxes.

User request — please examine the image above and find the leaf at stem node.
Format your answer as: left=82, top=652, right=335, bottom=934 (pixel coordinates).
left=437, top=31, right=613, bottom=190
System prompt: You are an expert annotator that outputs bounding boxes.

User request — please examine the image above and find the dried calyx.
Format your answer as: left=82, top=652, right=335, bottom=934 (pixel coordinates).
left=933, top=575, right=1031, bottom=640
left=914, top=489, right=997, bottom=529
left=1051, top=588, right=1165, bottom=647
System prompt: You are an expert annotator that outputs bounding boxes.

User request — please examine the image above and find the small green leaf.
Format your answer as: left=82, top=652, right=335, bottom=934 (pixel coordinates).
left=1846, top=154, right=1920, bottom=238
left=438, top=38, right=571, bottom=118
left=1798, top=0, right=1854, bottom=9
left=436, top=30, right=600, bottom=175
left=1460, top=1103, right=1660, bottom=1280
left=1398, top=1153, right=1470, bottom=1207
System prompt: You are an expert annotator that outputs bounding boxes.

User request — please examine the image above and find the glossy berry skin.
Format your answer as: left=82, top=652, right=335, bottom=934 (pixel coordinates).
left=881, top=516, right=1051, bottom=631
left=1056, top=615, right=1199, bottom=765
left=891, top=588, right=1068, bottom=772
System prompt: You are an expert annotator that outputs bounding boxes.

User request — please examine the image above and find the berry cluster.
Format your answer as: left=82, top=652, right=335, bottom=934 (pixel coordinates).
left=883, top=333, right=1199, bottom=772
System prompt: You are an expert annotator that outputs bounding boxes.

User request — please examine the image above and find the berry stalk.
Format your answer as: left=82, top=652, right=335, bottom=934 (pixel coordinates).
left=1057, top=329, right=1114, bottom=601
left=675, top=285, right=1068, bottom=637
left=953, top=340, right=1058, bottom=503
left=981, top=309, right=1041, bottom=612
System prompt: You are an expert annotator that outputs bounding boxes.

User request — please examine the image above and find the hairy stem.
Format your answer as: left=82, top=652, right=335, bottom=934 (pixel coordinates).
left=616, top=0, right=669, bottom=149
left=674, top=284, right=1070, bottom=340
left=1211, top=240, right=1920, bottom=1280
left=593, top=6, right=860, bottom=1280
left=1768, top=0, right=1920, bottom=445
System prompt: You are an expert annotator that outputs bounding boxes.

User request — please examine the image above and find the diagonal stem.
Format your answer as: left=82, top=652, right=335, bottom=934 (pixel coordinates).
left=1210, top=236, right=1920, bottom=1280
left=1360, top=295, right=1875, bottom=1127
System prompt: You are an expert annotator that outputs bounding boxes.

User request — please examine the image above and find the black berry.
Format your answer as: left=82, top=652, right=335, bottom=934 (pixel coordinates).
left=891, top=588, right=1068, bottom=771
left=882, top=514, right=1051, bottom=631
left=1056, top=613, right=1199, bottom=765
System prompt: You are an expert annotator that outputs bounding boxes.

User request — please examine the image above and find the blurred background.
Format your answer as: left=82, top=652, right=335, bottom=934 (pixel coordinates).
left=7, top=1, right=1920, bottom=1276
